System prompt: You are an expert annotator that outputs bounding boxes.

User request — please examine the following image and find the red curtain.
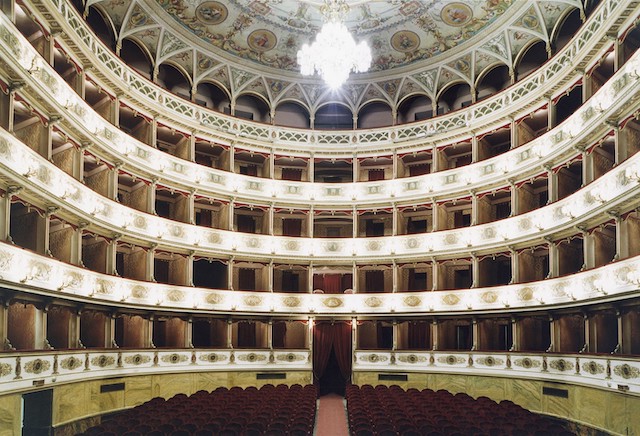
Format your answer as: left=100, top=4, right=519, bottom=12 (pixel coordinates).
left=368, top=169, right=385, bottom=181
left=237, top=321, right=256, bottom=348
left=272, top=322, right=287, bottom=348
left=282, top=218, right=302, bottom=236
left=282, top=168, right=302, bottom=181
left=365, top=271, right=384, bottom=293
left=238, top=268, right=256, bottom=291
left=313, top=322, right=352, bottom=382
left=408, top=321, right=429, bottom=349
left=237, top=214, right=256, bottom=233
left=409, top=164, right=430, bottom=176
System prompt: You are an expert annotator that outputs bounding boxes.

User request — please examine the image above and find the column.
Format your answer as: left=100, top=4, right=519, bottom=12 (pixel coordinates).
left=470, top=253, right=479, bottom=288
left=147, top=244, right=156, bottom=282
left=186, top=317, right=193, bottom=348
left=612, top=212, right=627, bottom=260
left=471, top=318, right=478, bottom=351
left=431, top=259, right=439, bottom=291
left=268, top=204, right=274, bottom=236
left=509, top=247, right=518, bottom=284
left=546, top=237, right=559, bottom=278
left=228, top=258, right=234, bottom=290
left=308, top=262, right=314, bottom=293
left=353, top=156, right=360, bottom=182
left=392, top=260, right=398, bottom=293
left=547, top=315, right=555, bottom=352
left=268, top=261, right=274, bottom=292
left=510, top=316, right=518, bottom=351
left=431, top=319, right=438, bottom=351
left=227, top=319, right=233, bottom=348
left=392, top=204, right=398, bottom=236
left=106, top=235, right=118, bottom=275
left=70, top=222, right=87, bottom=266
left=0, top=186, right=20, bottom=241
left=545, top=164, right=558, bottom=204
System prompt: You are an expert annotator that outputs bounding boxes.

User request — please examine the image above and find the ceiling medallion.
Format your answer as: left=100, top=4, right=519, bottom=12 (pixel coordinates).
left=297, top=0, right=371, bottom=89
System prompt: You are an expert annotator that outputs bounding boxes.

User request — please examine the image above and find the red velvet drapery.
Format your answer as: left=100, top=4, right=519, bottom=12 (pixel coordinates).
left=408, top=321, right=430, bottom=349
left=313, top=322, right=352, bottom=383
left=282, top=218, right=302, bottom=237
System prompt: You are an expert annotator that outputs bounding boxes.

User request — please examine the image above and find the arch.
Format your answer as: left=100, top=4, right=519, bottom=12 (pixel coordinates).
left=357, top=100, right=393, bottom=129
left=86, top=5, right=116, bottom=49
left=314, top=102, right=354, bottom=130
left=157, top=61, right=192, bottom=98
left=437, top=81, right=472, bottom=114
left=194, top=79, right=231, bottom=112
left=551, top=8, right=583, bottom=54
left=514, top=40, right=548, bottom=81
left=476, top=64, right=511, bottom=101
left=397, top=93, right=434, bottom=124
left=234, top=93, right=271, bottom=123
left=120, top=37, right=153, bottom=80
left=274, top=100, right=311, bottom=129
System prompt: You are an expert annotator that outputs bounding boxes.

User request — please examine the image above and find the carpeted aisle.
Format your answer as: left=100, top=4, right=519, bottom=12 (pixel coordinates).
left=315, top=393, right=349, bottom=436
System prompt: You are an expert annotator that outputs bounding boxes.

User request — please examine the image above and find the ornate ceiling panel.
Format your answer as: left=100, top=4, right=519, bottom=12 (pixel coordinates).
left=85, top=0, right=583, bottom=114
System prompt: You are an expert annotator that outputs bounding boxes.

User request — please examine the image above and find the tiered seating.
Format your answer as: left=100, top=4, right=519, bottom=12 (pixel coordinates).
left=346, top=385, right=576, bottom=436
left=80, top=384, right=317, bottom=435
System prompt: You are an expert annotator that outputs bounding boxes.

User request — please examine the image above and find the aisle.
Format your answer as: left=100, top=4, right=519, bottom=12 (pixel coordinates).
left=315, top=393, right=349, bottom=436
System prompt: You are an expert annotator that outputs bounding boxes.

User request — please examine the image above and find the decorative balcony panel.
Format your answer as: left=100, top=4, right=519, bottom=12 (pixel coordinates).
left=0, top=240, right=638, bottom=314
left=353, top=351, right=640, bottom=394
left=0, top=349, right=311, bottom=394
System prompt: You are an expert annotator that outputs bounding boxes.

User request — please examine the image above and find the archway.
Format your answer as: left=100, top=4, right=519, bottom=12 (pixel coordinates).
left=313, top=321, right=352, bottom=397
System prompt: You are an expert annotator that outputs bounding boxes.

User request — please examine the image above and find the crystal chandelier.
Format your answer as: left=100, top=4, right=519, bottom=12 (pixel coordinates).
left=297, top=0, right=372, bottom=89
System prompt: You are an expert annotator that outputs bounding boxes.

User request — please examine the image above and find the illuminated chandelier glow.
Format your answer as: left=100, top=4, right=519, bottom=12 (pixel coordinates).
left=297, top=1, right=371, bottom=89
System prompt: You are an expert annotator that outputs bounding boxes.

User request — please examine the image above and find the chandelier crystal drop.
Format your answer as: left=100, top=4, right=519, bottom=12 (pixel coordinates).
left=297, top=2, right=372, bottom=89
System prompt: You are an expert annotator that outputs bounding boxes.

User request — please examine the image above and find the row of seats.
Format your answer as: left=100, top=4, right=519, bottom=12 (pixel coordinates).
left=80, top=384, right=317, bottom=435
left=346, top=385, right=577, bottom=436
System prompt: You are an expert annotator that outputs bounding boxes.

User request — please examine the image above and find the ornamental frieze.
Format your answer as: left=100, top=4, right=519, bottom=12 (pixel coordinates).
left=442, top=294, right=460, bottom=305
left=206, top=293, right=223, bottom=305
left=91, top=355, right=116, bottom=368
left=513, top=357, right=541, bottom=369
left=480, top=292, right=498, bottom=304
left=276, top=353, right=305, bottom=363
left=403, top=296, right=421, bottom=307
left=613, top=363, right=640, bottom=379
left=0, top=363, right=12, bottom=377
left=517, top=287, right=534, bottom=301
left=238, top=353, right=267, bottom=363
left=397, top=354, right=427, bottom=364
left=365, top=297, right=383, bottom=308
left=60, top=356, right=83, bottom=371
left=167, top=289, right=185, bottom=302
left=161, top=353, right=189, bottom=364
left=361, top=354, right=388, bottom=363
left=244, top=295, right=263, bottom=306
left=124, top=354, right=151, bottom=366
left=437, top=355, right=466, bottom=365
left=549, top=359, right=574, bottom=372
left=582, top=361, right=605, bottom=375
left=24, top=358, right=50, bottom=374
left=476, top=356, right=504, bottom=367
left=131, top=285, right=149, bottom=299
left=282, top=296, right=301, bottom=308
left=198, top=353, right=227, bottom=363
left=323, top=297, right=343, bottom=308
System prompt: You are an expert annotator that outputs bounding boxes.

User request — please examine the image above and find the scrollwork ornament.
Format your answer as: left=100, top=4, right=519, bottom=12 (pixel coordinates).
left=161, top=353, right=188, bottom=364
left=24, top=358, right=50, bottom=375
left=614, top=363, right=640, bottom=379
left=60, top=356, right=83, bottom=371
left=124, top=354, right=151, bottom=366
left=582, top=360, right=605, bottom=375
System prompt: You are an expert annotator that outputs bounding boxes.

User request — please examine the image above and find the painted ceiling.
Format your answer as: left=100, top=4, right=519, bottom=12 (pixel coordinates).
left=154, top=0, right=514, bottom=72
left=84, top=0, right=583, bottom=114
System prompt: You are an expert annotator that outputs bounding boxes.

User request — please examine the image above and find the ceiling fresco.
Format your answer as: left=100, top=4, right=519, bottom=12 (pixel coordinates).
left=153, top=0, right=514, bottom=72
left=84, top=0, right=583, bottom=115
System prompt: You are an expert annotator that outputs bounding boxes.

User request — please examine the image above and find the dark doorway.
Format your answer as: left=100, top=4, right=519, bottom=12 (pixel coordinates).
left=319, top=348, right=345, bottom=396
left=313, top=322, right=352, bottom=398
left=23, top=389, right=52, bottom=435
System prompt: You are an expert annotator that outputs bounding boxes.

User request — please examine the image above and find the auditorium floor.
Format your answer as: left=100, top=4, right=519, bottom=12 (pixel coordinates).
left=316, top=393, right=349, bottom=436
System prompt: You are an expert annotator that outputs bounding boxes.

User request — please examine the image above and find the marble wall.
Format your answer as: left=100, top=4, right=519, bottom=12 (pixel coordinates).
left=353, top=371, right=639, bottom=435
